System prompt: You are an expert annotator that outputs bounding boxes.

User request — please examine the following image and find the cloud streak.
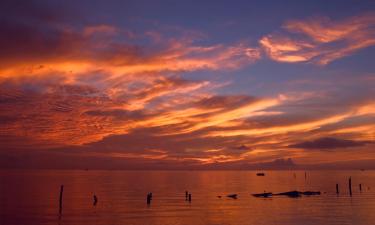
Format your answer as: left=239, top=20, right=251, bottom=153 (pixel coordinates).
left=260, top=13, right=375, bottom=64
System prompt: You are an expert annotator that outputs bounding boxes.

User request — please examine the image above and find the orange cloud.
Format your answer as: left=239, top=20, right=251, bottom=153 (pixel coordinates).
left=0, top=27, right=260, bottom=83
left=206, top=102, right=375, bottom=137
left=260, top=13, right=375, bottom=64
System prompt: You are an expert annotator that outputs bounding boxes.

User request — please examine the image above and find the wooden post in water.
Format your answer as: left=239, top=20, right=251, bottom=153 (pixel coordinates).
left=93, top=195, right=98, bottom=206
left=349, top=177, right=352, bottom=196
left=185, top=191, right=188, bottom=201
left=336, top=184, right=339, bottom=194
left=304, top=172, right=307, bottom=180
left=359, top=184, right=362, bottom=192
left=59, top=185, right=64, bottom=215
left=147, top=193, right=151, bottom=205
left=188, top=193, right=192, bottom=202
left=147, top=192, right=153, bottom=205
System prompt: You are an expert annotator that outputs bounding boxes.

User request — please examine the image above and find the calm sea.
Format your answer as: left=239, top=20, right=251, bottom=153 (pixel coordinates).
left=1, top=170, right=374, bottom=225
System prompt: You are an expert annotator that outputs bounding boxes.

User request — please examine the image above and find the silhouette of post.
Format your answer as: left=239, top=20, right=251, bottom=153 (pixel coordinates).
left=359, top=184, right=362, bottom=192
left=188, top=193, right=191, bottom=202
left=336, top=184, right=339, bottom=194
left=59, top=185, right=64, bottom=215
left=185, top=191, right=188, bottom=201
left=93, top=195, right=98, bottom=206
left=147, top=193, right=152, bottom=205
left=349, top=177, right=352, bottom=196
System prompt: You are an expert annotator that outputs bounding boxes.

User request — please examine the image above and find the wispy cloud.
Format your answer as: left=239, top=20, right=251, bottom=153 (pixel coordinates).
left=260, top=13, right=375, bottom=64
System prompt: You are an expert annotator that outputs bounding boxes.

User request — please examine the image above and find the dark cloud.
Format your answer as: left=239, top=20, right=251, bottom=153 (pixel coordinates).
left=233, top=144, right=252, bottom=151
left=195, top=95, right=257, bottom=109
left=289, top=137, right=368, bottom=150
left=0, top=0, right=84, bottom=65
left=84, top=109, right=146, bottom=120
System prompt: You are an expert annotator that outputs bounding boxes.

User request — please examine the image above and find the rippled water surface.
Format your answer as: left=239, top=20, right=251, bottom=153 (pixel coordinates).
left=1, top=170, right=374, bottom=225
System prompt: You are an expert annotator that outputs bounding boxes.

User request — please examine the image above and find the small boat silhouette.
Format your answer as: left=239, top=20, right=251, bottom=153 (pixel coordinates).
left=256, top=172, right=265, bottom=176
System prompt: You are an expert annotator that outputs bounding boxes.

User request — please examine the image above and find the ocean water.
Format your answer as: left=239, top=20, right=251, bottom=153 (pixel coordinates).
left=0, top=170, right=374, bottom=225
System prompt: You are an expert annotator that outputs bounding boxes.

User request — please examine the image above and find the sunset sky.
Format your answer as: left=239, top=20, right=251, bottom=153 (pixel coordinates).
left=0, top=0, right=374, bottom=169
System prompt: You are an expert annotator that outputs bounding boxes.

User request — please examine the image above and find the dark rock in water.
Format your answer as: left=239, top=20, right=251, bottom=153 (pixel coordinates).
left=275, top=191, right=301, bottom=198
left=227, top=194, right=237, bottom=199
left=252, top=192, right=272, bottom=198
left=256, top=173, right=265, bottom=176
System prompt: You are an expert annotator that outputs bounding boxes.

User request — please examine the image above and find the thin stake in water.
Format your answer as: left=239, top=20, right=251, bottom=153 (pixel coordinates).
left=59, top=185, right=64, bottom=215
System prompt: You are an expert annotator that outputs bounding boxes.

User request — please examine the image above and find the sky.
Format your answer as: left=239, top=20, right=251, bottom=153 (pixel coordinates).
left=0, top=0, right=374, bottom=169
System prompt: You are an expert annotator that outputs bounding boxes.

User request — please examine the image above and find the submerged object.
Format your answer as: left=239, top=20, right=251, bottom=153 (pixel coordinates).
left=226, top=194, right=238, bottom=199
left=252, top=192, right=272, bottom=198
left=256, top=172, right=265, bottom=176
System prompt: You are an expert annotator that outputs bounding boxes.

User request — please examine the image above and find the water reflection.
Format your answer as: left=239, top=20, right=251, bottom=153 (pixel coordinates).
left=0, top=170, right=374, bottom=225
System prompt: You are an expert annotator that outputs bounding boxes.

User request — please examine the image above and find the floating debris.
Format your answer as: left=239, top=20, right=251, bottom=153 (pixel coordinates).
left=256, top=173, right=265, bottom=176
